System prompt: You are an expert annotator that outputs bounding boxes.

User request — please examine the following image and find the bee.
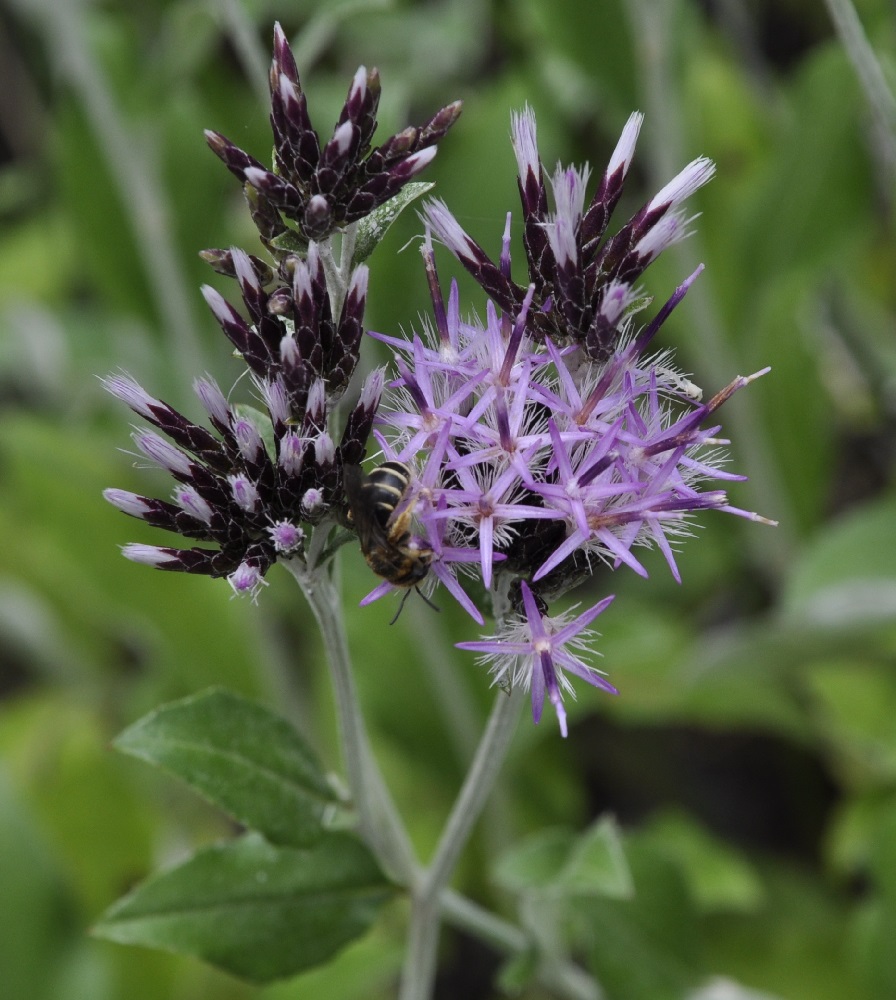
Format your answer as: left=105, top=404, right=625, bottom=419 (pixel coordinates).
left=344, top=462, right=438, bottom=620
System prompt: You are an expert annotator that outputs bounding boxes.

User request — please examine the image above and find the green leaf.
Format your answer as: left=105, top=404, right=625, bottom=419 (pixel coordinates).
left=556, top=815, right=634, bottom=900
left=804, top=663, right=896, bottom=784
left=493, top=817, right=632, bottom=899
left=492, top=827, right=574, bottom=892
left=351, top=182, right=434, bottom=266
left=92, top=832, right=394, bottom=983
left=581, top=844, right=703, bottom=1000
left=268, top=227, right=310, bottom=256
left=114, top=688, right=337, bottom=849
left=783, top=497, right=896, bottom=628
left=636, top=811, right=763, bottom=913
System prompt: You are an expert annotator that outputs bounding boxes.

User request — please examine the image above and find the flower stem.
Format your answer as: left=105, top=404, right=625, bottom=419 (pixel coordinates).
left=283, top=558, right=417, bottom=881
left=399, top=683, right=526, bottom=1000
left=439, top=890, right=602, bottom=1000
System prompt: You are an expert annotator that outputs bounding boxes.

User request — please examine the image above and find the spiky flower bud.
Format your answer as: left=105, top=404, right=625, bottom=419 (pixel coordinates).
left=205, top=23, right=461, bottom=246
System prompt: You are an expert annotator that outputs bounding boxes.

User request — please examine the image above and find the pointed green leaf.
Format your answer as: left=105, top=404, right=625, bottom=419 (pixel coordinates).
left=556, top=815, right=634, bottom=900
left=492, top=827, right=573, bottom=892
left=352, top=182, right=434, bottom=266
left=93, top=832, right=394, bottom=983
left=493, top=818, right=632, bottom=900
left=113, top=688, right=337, bottom=849
left=268, top=227, right=310, bottom=255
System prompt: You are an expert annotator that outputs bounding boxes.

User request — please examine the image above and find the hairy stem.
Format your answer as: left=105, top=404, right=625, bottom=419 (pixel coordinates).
left=399, top=684, right=526, bottom=1000
left=283, top=558, right=417, bottom=881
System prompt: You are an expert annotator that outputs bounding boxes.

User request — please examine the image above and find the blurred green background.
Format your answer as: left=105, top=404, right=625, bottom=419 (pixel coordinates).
left=1, top=0, right=894, bottom=997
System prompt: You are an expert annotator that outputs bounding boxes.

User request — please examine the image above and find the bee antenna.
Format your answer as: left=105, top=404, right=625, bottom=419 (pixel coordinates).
left=388, top=586, right=441, bottom=625
left=416, top=586, right=441, bottom=614
left=389, top=588, right=414, bottom=625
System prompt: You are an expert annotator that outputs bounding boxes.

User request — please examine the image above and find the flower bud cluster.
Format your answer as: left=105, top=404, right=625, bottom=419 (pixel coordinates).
left=423, top=108, right=714, bottom=361
left=205, top=23, right=461, bottom=247
left=103, top=321, right=383, bottom=596
left=104, top=27, right=462, bottom=599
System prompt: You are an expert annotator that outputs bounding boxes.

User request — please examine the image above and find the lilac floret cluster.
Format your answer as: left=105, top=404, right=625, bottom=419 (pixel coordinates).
left=367, top=107, right=772, bottom=731
left=458, top=581, right=617, bottom=738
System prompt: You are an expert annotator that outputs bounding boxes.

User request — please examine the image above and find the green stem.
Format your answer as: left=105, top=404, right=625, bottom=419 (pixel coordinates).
left=282, top=558, right=417, bottom=882
left=398, top=684, right=526, bottom=1000
left=438, top=890, right=602, bottom=1000
left=823, top=0, right=896, bottom=173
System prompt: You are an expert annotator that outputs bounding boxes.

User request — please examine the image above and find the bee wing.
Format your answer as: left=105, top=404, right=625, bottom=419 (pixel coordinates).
left=343, top=464, right=390, bottom=551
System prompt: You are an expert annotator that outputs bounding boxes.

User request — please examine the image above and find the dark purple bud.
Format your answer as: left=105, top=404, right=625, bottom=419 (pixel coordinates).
left=204, top=130, right=266, bottom=181
left=232, top=248, right=268, bottom=321
left=321, top=121, right=360, bottom=176
left=271, top=23, right=301, bottom=89
left=199, top=248, right=276, bottom=285
left=243, top=185, right=289, bottom=243
left=304, top=195, right=332, bottom=237
left=201, top=285, right=255, bottom=358
left=243, top=168, right=303, bottom=214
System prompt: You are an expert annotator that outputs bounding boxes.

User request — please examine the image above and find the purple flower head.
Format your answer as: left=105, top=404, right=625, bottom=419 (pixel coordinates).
left=458, top=581, right=616, bottom=737
left=203, top=24, right=461, bottom=245
left=373, top=235, right=772, bottom=609
left=364, top=108, right=774, bottom=691
left=103, top=74, right=776, bottom=741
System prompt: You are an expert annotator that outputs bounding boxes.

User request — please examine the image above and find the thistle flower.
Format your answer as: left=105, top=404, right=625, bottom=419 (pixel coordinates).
left=204, top=23, right=462, bottom=248
left=365, top=108, right=774, bottom=728
left=457, top=581, right=617, bottom=737
left=374, top=237, right=769, bottom=603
